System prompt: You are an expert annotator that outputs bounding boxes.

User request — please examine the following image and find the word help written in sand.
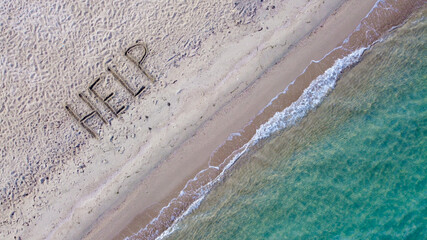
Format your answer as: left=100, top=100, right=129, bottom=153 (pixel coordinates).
left=65, top=42, right=155, bottom=138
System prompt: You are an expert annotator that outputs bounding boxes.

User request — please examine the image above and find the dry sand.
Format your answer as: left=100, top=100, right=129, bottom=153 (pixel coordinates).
left=0, top=0, right=405, bottom=239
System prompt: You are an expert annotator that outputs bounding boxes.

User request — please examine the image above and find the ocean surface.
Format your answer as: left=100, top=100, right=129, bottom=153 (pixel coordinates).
left=164, top=9, right=426, bottom=240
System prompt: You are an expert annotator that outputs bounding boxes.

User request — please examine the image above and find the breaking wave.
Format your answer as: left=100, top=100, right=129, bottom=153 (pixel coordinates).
left=149, top=47, right=368, bottom=240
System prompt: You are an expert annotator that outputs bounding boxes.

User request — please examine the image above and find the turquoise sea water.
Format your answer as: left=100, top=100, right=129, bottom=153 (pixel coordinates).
left=165, top=11, right=426, bottom=240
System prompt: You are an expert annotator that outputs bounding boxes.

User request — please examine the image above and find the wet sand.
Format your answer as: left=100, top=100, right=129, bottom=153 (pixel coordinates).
left=86, top=0, right=389, bottom=239
left=106, top=0, right=425, bottom=239
left=1, top=0, right=423, bottom=239
left=0, top=0, right=351, bottom=239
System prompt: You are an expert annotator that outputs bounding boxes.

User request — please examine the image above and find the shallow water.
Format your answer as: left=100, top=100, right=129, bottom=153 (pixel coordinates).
left=165, top=9, right=426, bottom=240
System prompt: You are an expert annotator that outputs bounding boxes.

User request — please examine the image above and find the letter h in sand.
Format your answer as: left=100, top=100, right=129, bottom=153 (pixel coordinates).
left=65, top=93, right=107, bottom=139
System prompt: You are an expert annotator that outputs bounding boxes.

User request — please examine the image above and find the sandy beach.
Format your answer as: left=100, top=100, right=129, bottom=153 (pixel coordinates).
left=1, top=0, right=423, bottom=239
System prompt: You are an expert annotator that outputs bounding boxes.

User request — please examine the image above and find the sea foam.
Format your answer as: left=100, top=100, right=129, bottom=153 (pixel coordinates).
left=252, top=47, right=367, bottom=141
left=150, top=47, right=368, bottom=240
left=131, top=0, right=424, bottom=237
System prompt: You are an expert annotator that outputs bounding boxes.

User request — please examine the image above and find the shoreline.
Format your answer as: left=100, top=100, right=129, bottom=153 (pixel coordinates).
left=12, top=1, right=352, bottom=239
left=84, top=0, right=387, bottom=239
left=114, top=0, right=425, bottom=239
left=1, top=0, right=423, bottom=239
left=160, top=9, right=427, bottom=238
